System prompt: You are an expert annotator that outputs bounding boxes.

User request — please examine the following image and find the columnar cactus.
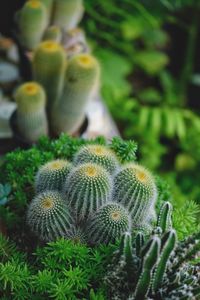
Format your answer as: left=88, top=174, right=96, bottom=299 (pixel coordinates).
left=112, top=164, right=157, bottom=224
left=27, top=191, right=73, bottom=241
left=73, top=144, right=119, bottom=175
left=156, top=201, right=172, bottom=233
left=32, top=41, right=67, bottom=113
left=15, top=81, right=48, bottom=143
left=86, top=203, right=131, bottom=245
left=63, top=163, right=112, bottom=220
left=35, top=159, right=72, bottom=193
left=17, top=0, right=47, bottom=50
left=52, top=0, right=84, bottom=30
left=51, top=53, right=100, bottom=135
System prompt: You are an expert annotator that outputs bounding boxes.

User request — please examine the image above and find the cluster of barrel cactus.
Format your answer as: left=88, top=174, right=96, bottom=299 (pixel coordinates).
left=27, top=143, right=158, bottom=244
left=104, top=201, right=200, bottom=300
left=13, top=0, right=100, bottom=142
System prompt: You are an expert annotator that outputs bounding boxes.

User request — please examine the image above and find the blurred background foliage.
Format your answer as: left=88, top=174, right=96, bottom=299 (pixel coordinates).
left=82, top=0, right=200, bottom=217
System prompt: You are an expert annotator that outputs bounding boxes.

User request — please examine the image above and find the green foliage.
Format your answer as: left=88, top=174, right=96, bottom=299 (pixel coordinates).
left=0, top=183, right=12, bottom=206
left=110, top=136, right=137, bottom=163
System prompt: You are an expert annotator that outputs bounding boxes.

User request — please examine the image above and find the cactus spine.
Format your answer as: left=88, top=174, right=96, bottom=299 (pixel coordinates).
left=52, top=0, right=84, bottom=30
left=15, top=82, right=48, bottom=142
left=63, top=163, right=112, bottom=220
left=86, top=203, right=131, bottom=245
left=51, top=53, right=100, bottom=135
left=32, top=41, right=67, bottom=113
left=112, top=164, right=157, bottom=224
left=27, top=191, right=73, bottom=241
left=73, top=144, right=119, bottom=175
left=35, top=159, right=72, bottom=193
left=17, top=0, right=47, bottom=50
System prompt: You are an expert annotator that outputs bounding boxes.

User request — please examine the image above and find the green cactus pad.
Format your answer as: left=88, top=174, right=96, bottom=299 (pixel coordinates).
left=63, top=163, right=112, bottom=220
left=27, top=191, right=73, bottom=241
left=112, top=164, right=157, bottom=224
left=86, top=203, right=131, bottom=245
left=73, top=144, right=119, bottom=175
left=35, top=159, right=72, bottom=193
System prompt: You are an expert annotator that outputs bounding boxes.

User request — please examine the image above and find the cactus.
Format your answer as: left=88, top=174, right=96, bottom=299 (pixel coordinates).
left=52, top=0, right=84, bottom=30
left=17, top=0, right=47, bottom=50
left=63, top=163, right=112, bottom=220
left=35, top=159, right=72, bottom=193
left=43, top=26, right=62, bottom=43
left=15, top=81, right=48, bottom=143
left=112, top=164, right=157, bottom=225
left=73, top=144, right=119, bottom=175
left=86, top=203, right=131, bottom=245
left=157, top=201, right=172, bottom=233
left=39, top=0, right=53, bottom=24
left=32, top=41, right=67, bottom=113
left=27, top=191, right=73, bottom=241
left=51, top=53, right=100, bottom=135
left=65, top=225, right=86, bottom=244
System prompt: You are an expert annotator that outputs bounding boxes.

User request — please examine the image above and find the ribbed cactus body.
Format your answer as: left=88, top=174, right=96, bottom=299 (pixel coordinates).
left=86, top=203, right=131, bottom=245
left=27, top=191, right=73, bottom=241
left=112, top=164, right=157, bottom=225
left=35, top=159, right=72, bottom=193
left=73, top=144, right=119, bottom=175
left=51, top=54, right=100, bottom=134
left=33, top=41, right=66, bottom=113
left=39, top=0, right=53, bottom=23
left=15, top=82, right=48, bottom=142
left=52, top=0, right=84, bottom=30
left=43, top=26, right=62, bottom=43
left=65, top=225, right=86, bottom=244
left=17, top=0, right=47, bottom=50
left=63, top=163, right=112, bottom=220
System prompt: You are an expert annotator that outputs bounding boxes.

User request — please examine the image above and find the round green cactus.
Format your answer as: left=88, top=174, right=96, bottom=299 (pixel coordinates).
left=32, top=40, right=67, bottom=113
left=17, top=0, right=47, bottom=50
left=86, top=203, right=131, bottom=245
left=35, top=159, right=72, bottom=193
left=52, top=0, right=84, bottom=30
left=73, top=144, right=119, bottom=175
left=15, top=81, right=48, bottom=142
left=63, top=163, right=112, bottom=220
left=65, top=225, right=86, bottom=244
left=43, top=26, right=62, bottom=43
left=51, top=53, right=100, bottom=135
left=27, top=191, right=73, bottom=241
left=112, top=164, right=157, bottom=225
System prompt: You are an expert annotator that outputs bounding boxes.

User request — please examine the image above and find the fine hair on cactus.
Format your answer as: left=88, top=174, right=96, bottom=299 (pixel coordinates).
left=27, top=190, right=73, bottom=241
left=86, top=202, right=131, bottom=245
left=15, top=81, right=48, bottom=143
left=73, top=144, right=119, bottom=175
left=35, top=159, right=72, bottom=193
left=51, top=53, right=100, bottom=135
left=63, top=163, right=112, bottom=221
left=112, top=163, right=157, bottom=225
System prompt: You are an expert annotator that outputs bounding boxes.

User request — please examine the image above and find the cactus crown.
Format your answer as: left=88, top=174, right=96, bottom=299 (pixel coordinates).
left=27, top=0, right=41, bottom=8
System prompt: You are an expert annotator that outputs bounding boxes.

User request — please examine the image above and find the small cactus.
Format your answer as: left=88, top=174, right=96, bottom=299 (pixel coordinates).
left=86, top=203, right=131, bottom=245
left=156, top=201, right=172, bottom=233
left=27, top=191, right=73, bottom=241
left=17, top=0, right=47, bottom=50
left=52, top=0, right=84, bottom=30
left=112, top=164, right=157, bottom=225
left=51, top=53, right=100, bottom=135
left=32, top=40, right=67, bottom=113
left=65, top=225, right=86, bottom=244
left=63, top=163, right=112, bottom=220
left=43, top=26, right=62, bottom=43
left=15, top=81, right=48, bottom=143
left=73, top=144, right=119, bottom=175
left=35, top=159, right=72, bottom=193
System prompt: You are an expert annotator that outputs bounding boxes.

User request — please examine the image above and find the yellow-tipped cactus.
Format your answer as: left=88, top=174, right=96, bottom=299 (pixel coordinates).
left=43, top=26, right=62, bottom=43
left=32, top=41, right=67, bottom=113
left=15, top=82, right=48, bottom=142
left=17, top=0, right=47, bottom=50
left=51, top=53, right=100, bottom=134
left=52, top=0, right=84, bottom=30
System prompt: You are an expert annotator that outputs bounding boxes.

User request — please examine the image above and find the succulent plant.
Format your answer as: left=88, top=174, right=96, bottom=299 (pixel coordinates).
left=52, top=0, right=84, bottom=30
left=32, top=40, right=67, bottom=113
left=15, top=81, right=48, bottom=143
left=51, top=53, right=100, bottom=135
left=63, top=163, right=112, bottom=220
left=86, top=203, right=131, bottom=245
left=73, top=144, right=119, bottom=175
left=43, top=26, right=62, bottom=43
left=16, top=0, right=47, bottom=50
left=39, top=0, right=53, bottom=23
left=112, top=164, right=157, bottom=225
left=35, top=159, right=72, bottom=193
left=65, top=225, right=87, bottom=244
left=27, top=191, right=73, bottom=241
